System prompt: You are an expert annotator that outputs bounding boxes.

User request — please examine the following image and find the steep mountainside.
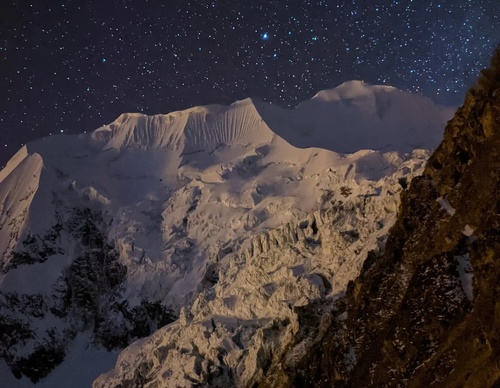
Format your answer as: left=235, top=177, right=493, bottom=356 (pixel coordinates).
left=260, top=48, right=500, bottom=387
left=0, top=83, right=453, bottom=387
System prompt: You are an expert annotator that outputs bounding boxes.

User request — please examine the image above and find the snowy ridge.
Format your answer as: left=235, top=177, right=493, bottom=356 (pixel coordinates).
left=0, top=82, right=454, bottom=386
left=255, top=80, right=455, bottom=153
left=91, top=99, right=274, bottom=153
left=0, top=153, right=43, bottom=269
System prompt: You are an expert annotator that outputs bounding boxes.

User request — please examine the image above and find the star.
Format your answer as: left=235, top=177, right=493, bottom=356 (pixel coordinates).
left=0, top=0, right=498, bottom=168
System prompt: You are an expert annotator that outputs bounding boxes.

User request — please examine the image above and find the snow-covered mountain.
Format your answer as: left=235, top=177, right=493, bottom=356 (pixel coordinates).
left=0, top=81, right=454, bottom=387
left=260, top=51, right=500, bottom=388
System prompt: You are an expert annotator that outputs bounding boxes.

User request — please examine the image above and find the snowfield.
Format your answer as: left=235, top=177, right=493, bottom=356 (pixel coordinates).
left=0, top=81, right=454, bottom=387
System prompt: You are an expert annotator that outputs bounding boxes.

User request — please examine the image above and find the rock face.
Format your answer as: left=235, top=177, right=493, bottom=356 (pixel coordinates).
left=261, top=48, right=500, bottom=387
left=0, top=207, right=176, bottom=383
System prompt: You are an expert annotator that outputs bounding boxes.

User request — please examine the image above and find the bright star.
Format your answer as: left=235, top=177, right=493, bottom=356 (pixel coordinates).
left=261, top=32, right=269, bottom=40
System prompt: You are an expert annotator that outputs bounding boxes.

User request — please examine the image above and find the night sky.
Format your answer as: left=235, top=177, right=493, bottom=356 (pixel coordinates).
left=1, top=0, right=499, bottom=168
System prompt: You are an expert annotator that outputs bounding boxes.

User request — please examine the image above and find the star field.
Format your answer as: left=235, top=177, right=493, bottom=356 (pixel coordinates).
left=1, top=0, right=499, bottom=167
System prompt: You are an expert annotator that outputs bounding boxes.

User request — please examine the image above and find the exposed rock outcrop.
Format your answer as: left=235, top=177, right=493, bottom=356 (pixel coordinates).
left=0, top=207, right=176, bottom=383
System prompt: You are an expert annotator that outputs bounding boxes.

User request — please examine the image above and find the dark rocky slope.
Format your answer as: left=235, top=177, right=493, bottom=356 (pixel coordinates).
left=0, top=207, right=177, bottom=383
left=260, top=47, right=500, bottom=387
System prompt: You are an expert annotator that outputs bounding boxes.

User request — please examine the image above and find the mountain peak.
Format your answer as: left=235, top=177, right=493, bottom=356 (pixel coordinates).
left=267, top=46, right=500, bottom=388
left=312, top=80, right=390, bottom=102
left=255, top=82, right=455, bottom=154
left=89, top=97, right=274, bottom=153
left=86, top=82, right=453, bottom=156
left=0, top=79, right=458, bottom=386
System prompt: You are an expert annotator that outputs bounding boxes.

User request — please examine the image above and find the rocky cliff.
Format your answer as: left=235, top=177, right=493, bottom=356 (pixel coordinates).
left=260, top=47, right=500, bottom=387
left=0, top=207, right=177, bottom=383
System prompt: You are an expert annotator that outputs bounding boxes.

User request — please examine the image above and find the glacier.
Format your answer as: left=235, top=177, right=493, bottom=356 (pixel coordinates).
left=0, top=81, right=454, bottom=387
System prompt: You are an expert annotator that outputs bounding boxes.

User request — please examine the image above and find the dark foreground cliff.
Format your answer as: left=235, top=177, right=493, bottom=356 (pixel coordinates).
left=260, top=48, right=500, bottom=387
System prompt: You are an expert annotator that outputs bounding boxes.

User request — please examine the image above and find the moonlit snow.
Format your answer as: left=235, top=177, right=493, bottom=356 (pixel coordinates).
left=0, top=81, right=454, bottom=387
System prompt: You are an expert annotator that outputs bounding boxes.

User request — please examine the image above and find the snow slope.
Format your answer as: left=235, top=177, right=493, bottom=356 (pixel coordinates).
left=94, top=151, right=430, bottom=388
left=255, top=81, right=455, bottom=153
left=0, top=82, right=454, bottom=386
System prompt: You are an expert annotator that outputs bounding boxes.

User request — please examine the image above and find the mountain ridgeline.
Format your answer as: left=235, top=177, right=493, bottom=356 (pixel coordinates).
left=0, top=78, right=461, bottom=386
left=259, top=48, right=500, bottom=387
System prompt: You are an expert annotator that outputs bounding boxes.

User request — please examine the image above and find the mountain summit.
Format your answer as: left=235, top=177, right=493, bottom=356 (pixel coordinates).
left=0, top=82, right=453, bottom=386
left=256, top=80, right=454, bottom=153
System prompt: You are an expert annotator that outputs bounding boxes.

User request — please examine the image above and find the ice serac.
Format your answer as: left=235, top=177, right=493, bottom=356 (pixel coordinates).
left=92, top=157, right=421, bottom=387
left=0, top=82, right=454, bottom=386
left=257, top=49, right=500, bottom=387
